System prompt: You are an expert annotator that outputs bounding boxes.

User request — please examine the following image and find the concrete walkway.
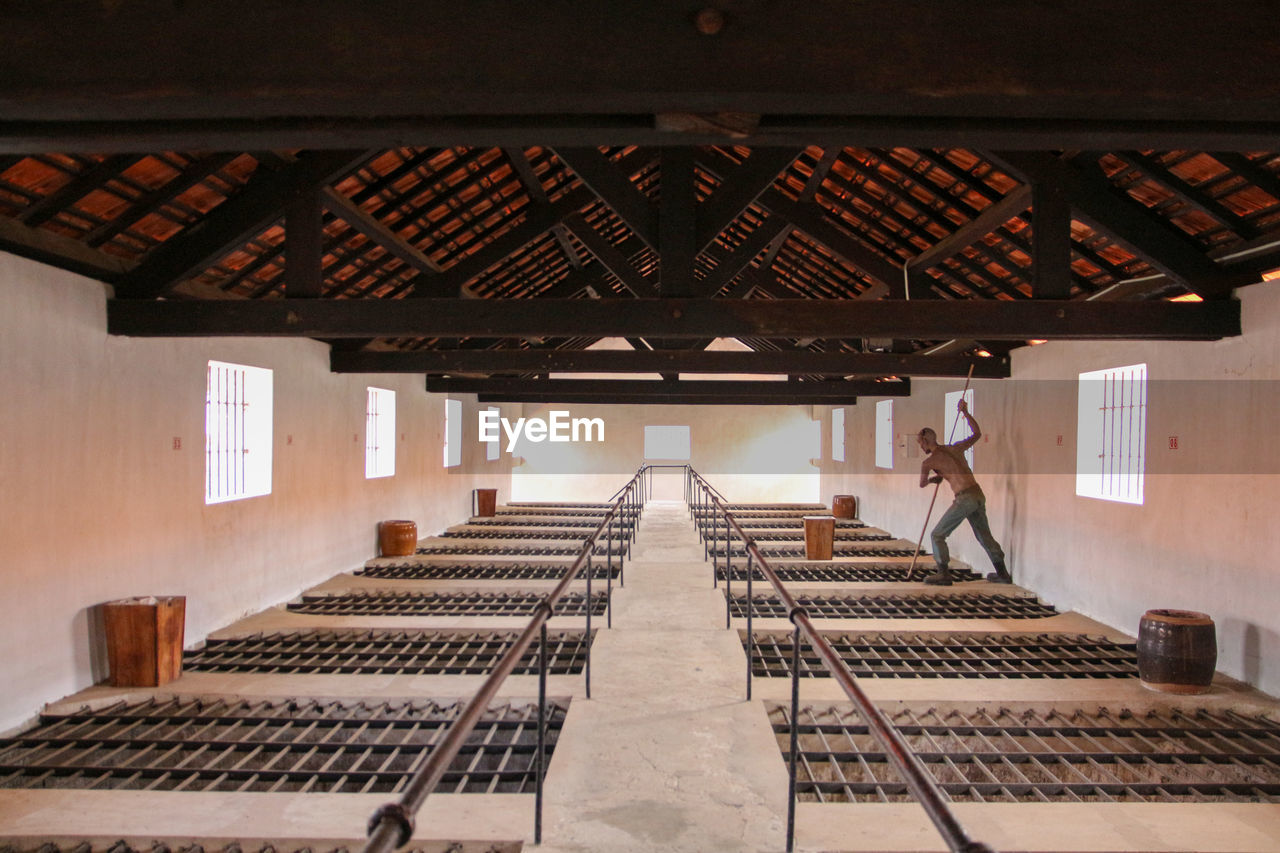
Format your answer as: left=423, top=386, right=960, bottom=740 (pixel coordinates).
left=538, top=501, right=790, bottom=852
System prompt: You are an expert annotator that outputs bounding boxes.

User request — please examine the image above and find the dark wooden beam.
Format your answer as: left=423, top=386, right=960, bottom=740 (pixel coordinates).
left=1031, top=172, right=1073, bottom=299
left=0, top=213, right=134, bottom=282
left=321, top=186, right=444, bottom=276
left=112, top=150, right=371, bottom=299
left=108, top=297, right=1242, bottom=341
left=553, top=147, right=658, bottom=248
left=332, top=347, right=1009, bottom=377
left=1114, top=150, right=1251, bottom=236
left=760, top=189, right=902, bottom=291
left=412, top=186, right=595, bottom=297
left=284, top=189, right=324, bottom=297
left=659, top=148, right=697, bottom=296
left=7, top=4, right=1280, bottom=153
left=84, top=152, right=241, bottom=248
left=990, top=152, right=1254, bottom=299
left=562, top=214, right=658, bottom=297
left=695, top=148, right=802, bottom=251
left=799, top=147, right=841, bottom=202
left=906, top=186, right=1032, bottom=275
left=17, top=153, right=144, bottom=228
left=697, top=217, right=791, bottom=298
left=476, top=392, right=859, bottom=406
left=431, top=376, right=907, bottom=397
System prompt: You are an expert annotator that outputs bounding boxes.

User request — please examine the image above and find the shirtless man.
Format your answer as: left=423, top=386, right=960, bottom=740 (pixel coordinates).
left=917, top=399, right=1011, bottom=585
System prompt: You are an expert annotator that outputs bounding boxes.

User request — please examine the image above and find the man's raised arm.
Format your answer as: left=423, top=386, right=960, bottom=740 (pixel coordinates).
left=954, top=398, right=982, bottom=451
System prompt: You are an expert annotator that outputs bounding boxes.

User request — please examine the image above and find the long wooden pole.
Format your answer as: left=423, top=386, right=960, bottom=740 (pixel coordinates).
left=905, top=364, right=975, bottom=581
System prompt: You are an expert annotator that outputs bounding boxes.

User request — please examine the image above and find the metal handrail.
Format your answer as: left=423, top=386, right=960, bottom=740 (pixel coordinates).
left=686, top=468, right=995, bottom=853
left=363, top=468, right=646, bottom=853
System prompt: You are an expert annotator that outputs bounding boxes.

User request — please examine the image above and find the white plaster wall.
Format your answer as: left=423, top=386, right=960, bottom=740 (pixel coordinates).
left=0, top=253, right=512, bottom=732
left=511, top=403, right=821, bottom=503
left=819, top=282, right=1280, bottom=696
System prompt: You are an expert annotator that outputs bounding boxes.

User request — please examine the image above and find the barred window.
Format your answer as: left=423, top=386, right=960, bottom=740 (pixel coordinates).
left=365, top=387, right=396, bottom=479
left=1077, top=363, right=1147, bottom=504
left=875, top=400, right=893, bottom=469
left=205, top=360, right=273, bottom=504
left=831, top=407, right=845, bottom=462
left=444, top=398, right=462, bottom=468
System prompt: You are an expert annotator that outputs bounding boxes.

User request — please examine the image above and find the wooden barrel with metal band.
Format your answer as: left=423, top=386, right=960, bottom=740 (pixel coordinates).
left=831, top=494, right=857, bottom=519
left=378, top=520, right=418, bottom=557
left=1137, top=608, right=1217, bottom=694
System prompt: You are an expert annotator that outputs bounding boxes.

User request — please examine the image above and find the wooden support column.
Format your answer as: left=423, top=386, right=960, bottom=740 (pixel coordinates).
left=284, top=189, right=324, bottom=297
left=1031, top=168, right=1073, bottom=299
left=659, top=148, right=697, bottom=297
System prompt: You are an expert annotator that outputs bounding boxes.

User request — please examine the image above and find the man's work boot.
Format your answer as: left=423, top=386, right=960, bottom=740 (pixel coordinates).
left=924, top=566, right=952, bottom=586
left=986, top=560, right=1013, bottom=584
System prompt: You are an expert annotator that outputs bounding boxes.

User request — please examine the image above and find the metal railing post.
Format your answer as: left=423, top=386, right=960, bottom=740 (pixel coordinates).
left=786, top=620, right=802, bottom=853
left=585, top=552, right=593, bottom=699
left=745, top=550, right=754, bottom=700
left=724, top=513, right=732, bottom=629
left=606, top=521, right=614, bottom=629
left=536, top=622, right=547, bottom=844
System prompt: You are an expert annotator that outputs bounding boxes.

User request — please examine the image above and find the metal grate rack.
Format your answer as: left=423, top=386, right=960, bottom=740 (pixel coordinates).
left=769, top=702, right=1280, bottom=803
left=184, top=628, right=593, bottom=675
left=730, top=592, right=1058, bottom=619
left=696, top=519, right=867, bottom=530
left=747, top=631, right=1137, bottom=678
left=702, top=530, right=893, bottom=542
left=464, top=518, right=601, bottom=528
left=717, top=563, right=982, bottom=583
left=358, top=561, right=619, bottom=581
left=0, top=843, right=519, bottom=853
left=0, top=697, right=566, bottom=795
left=494, top=510, right=606, bottom=517
left=440, top=530, right=596, bottom=540
left=712, top=544, right=918, bottom=558
left=415, top=544, right=619, bottom=557
left=287, top=590, right=608, bottom=617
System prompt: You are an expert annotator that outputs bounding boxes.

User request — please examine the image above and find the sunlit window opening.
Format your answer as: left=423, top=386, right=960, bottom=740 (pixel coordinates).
left=444, top=398, right=462, bottom=468
left=875, top=400, right=893, bottom=469
left=1077, top=363, right=1147, bottom=505
left=831, top=407, right=846, bottom=462
left=644, top=425, right=691, bottom=460
left=484, top=406, right=501, bottom=461
left=365, top=387, right=396, bottom=479
left=205, top=360, right=273, bottom=504
left=944, top=389, right=975, bottom=468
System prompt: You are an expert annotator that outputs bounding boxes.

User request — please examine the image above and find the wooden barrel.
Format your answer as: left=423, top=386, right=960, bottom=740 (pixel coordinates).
left=474, top=488, right=498, bottom=517
left=378, top=520, right=418, bottom=557
left=831, top=494, right=858, bottom=519
left=1137, top=609, right=1217, bottom=694
left=803, top=515, right=835, bottom=561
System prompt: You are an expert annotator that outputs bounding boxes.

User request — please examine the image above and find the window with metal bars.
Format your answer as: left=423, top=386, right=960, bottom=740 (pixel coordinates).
left=831, top=407, right=845, bottom=462
left=875, top=399, right=893, bottom=469
left=204, top=360, right=272, bottom=504
left=444, top=397, right=462, bottom=468
left=365, top=386, right=396, bottom=479
left=1077, top=363, right=1147, bottom=504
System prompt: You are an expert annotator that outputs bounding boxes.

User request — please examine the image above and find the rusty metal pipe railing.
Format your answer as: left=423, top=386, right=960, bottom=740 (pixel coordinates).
left=687, top=469, right=995, bottom=853
left=363, top=468, right=647, bottom=853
